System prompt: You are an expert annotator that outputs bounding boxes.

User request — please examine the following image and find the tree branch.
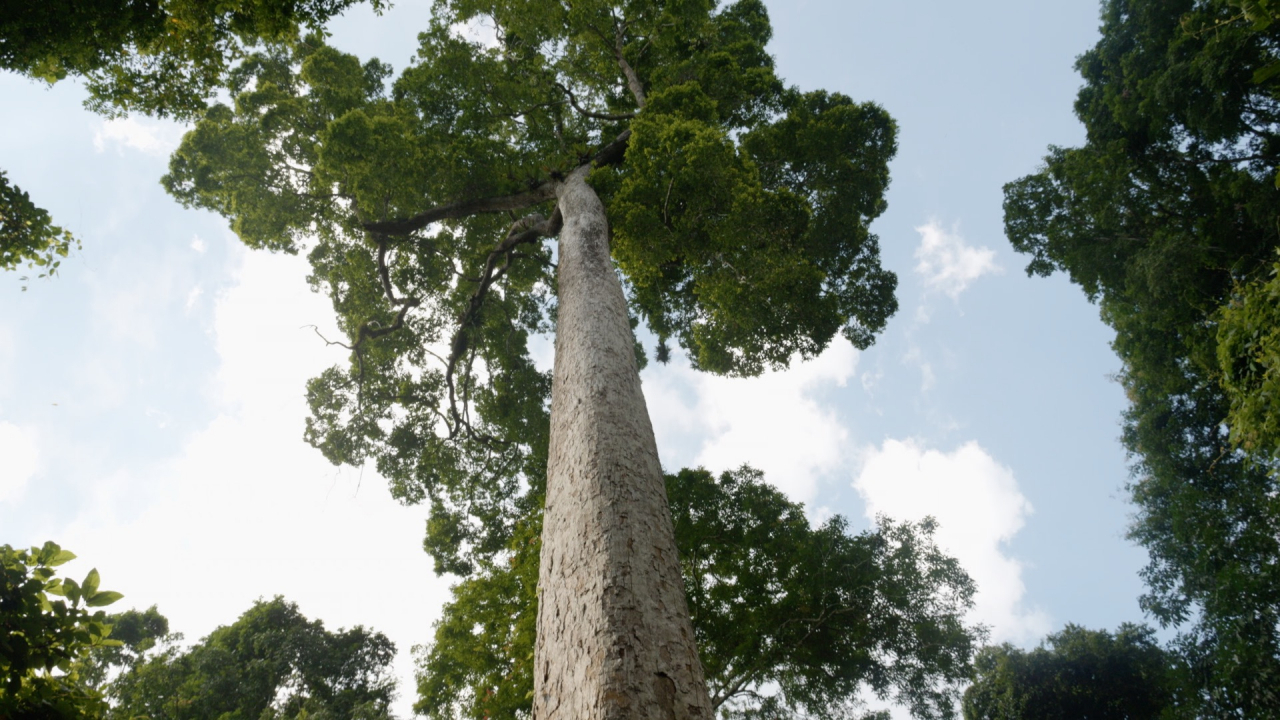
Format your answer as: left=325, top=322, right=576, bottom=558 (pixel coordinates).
left=363, top=127, right=632, bottom=237
left=614, top=20, right=647, bottom=108
left=441, top=208, right=563, bottom=438
left=362, top=184, right=558, bottom=236
left=591, top=128, right=632, bottom=168
left=556, top=81, right=636, bottom=121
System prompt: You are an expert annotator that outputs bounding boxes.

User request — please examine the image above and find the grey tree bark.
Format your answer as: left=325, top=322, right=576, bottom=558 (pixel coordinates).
left=532, top=165, right=714, bottom=720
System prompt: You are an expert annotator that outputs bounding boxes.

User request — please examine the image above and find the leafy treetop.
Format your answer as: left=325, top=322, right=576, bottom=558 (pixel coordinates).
left=962, top=624, right=1176, bottom=720
left=163, top=0, right=899, bottom=573
left=103, top=596, right=398, bottom=720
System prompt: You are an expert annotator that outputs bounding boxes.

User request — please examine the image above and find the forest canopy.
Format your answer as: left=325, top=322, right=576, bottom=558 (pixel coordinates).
left=1003, top=0, right=1280, bottom=712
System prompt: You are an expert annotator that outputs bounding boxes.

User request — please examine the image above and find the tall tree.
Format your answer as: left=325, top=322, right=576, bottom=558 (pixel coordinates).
left=418, top=468, right=979, bottom=720
left=163, top=0, right=898, bottom=716
left=1002, top=0, right=1280, bottom=713
left=962, top=624, right=1176, bottom=720
left=103, top=597, right=397, bottom=719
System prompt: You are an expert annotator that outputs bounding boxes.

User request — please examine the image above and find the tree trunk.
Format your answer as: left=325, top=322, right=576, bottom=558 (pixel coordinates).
left=533, top=166, right=713, bottom=720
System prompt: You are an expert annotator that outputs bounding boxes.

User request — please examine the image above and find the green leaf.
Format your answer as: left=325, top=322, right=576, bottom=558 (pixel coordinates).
left=50, top=549, right=77, bottom=567
left=1252, top=60, right=1280, bottom=84
left=37, top=540, right=61, bottom=564
left=85, top=591, right=123, bottom=607
left=64, top=577, right=81, bottom=604
left=82, top=568, right=100, bottom=595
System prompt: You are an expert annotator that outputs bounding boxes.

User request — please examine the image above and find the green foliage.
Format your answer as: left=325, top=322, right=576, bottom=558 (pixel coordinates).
left=601, top=86, right=896, bottom=374
left=415, top=515, right=540, bottom=720
left=0, top=0, right=384, bottom=293
left=962, top=624, right=1177, bottom=720
left=1002, top=0, right=1280, bottom=712
left=1218, top=250, right=1280, bottom=464
left=77, top=605, right=171, bottom=689
left=0, top=541, right=122, bottom=719
left=0, top=170, right=79, bottom=284
left=105, top=597, right=397, bottom=719
left=417, top=468, right=980, bottom=720
left=0, top=0, right=385, bottom=119
left=163, top=0, right=898, bottom=574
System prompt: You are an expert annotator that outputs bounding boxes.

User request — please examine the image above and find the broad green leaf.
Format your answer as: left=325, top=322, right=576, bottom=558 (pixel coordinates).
left=64, top=577, right=81, bottom=604
left=86, top=591, right=124, bottom=607
left=50, top=549, right=77, bottom=567
left=82, top=568, right=100, bottom=595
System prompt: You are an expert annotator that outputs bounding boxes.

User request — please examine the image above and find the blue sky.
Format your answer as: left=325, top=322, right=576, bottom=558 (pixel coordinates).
left=0, top=0, right=1145, bottom=714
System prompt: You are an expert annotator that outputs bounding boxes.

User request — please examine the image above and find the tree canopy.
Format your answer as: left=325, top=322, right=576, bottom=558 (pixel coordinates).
left=102, top=597, right=398, bottom=720
left=1002, top=0, right=1280, bottom=712
left=161, top=0, right=898, bottom=577
left=962, top=624, right=1176, bottom=720
left=417, top=467, right=980, bottom=720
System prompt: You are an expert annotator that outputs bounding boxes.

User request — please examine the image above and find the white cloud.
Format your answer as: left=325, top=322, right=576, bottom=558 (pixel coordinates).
left=853, top=439, right=1050, bottom=644
left=93, top=117, right=186, bottom=157
left=185, top=285, right=203, bottom=312
left=913, top=220, right=1001, bottom=300
left=0, top=320, right=14, bottom=401
left=643, top=342, right=859, bottom=504
left=902, top=345, right=936, bottom=393
left=51, top=247, right=444, bottom=716
left=89, top=273, right=172, bottom=349
left=191, top=236, right=207, bottom=254
left=860, top=368, right=883, bottom=395
left=0, top=422, right=39, bottom=503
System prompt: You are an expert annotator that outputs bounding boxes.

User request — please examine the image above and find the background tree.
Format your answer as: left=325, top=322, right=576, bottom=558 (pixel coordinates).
left=0, top=541, right=124, bottom=719
left=1002, top=0, right=1280, bottom=712
left=162, top=0, right=898, bottom=715
left=418, top=467, right=979, bottom=720
left=104, top=596, right=397, bottom=720
left=77, top=605, right=171, bottom=689
left=962, top=624, right=1176, bottom=720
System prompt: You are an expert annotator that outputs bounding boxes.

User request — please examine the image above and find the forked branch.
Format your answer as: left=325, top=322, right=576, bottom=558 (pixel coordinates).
left=441, top=208, right=563, bottom=439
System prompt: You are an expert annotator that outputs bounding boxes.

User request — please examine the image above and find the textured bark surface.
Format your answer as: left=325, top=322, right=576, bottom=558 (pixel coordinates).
left=533, top=166, right=713, bottom=720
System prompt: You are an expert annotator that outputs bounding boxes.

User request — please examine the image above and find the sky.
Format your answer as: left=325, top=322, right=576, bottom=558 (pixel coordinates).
left=0, top=0, right=1145, bottom=715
